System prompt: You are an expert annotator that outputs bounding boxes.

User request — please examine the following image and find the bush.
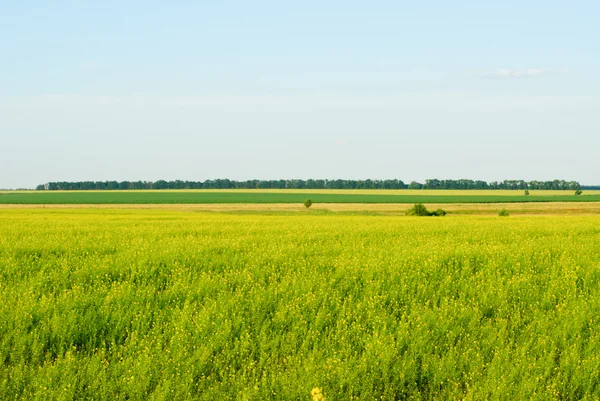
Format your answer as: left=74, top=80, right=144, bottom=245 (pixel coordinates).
left=524, top=189, right=530, bottom=196
left=406, top=203, right=430, bottom=216
left=407, top=203, right=446, bottom=216
left=575, top=189, right=583, bottom=196
left=498, top=208, right=509, bottom=217
left=303, top=199, right=313, bottom=208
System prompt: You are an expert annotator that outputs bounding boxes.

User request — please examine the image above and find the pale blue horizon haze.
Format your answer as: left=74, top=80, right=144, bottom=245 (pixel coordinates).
left=1, top=1, right=599, bottom=189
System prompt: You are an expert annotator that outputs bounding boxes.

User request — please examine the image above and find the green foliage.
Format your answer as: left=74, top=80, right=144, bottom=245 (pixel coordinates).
left=575, top=189, right=583, bottom=195
left=38, top=178, right=583, bottom=191
left=406, top=203, right=446, bottom=216
left=498, top=208, right=510, bottom=217
left=421, top=179, right=581, bottom=190
left=406, top=203, right=430, bottom=216
left=524, top=189, right=530, bottom=196
left=39, top=178, right=408, bottom=190
left=303, top=198, right=313, bottom=208
left=2, top=210, right=600, bottom=399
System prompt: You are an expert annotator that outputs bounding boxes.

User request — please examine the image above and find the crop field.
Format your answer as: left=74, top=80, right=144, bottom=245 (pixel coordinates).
left=2, top=190, right=600, bottom=204
left=2, top=209, right=600, bottom=399
left=3, top=201, right=600, bottom=216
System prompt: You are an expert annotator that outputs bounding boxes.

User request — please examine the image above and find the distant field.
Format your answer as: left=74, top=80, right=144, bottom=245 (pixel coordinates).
left=5, top=189, right=600, bottom=195
left=1, top=190, right=600, bottom=204
left=4, top=202, right=599, bottom=216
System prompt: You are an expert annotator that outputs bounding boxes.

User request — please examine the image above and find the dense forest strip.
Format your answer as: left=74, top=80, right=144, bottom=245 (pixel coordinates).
left=37, top=178, right=583, bottom=191
left=2, top=192, right=600, bottom=204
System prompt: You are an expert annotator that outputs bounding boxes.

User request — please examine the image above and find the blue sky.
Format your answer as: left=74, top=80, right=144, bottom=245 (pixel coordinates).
left=1, top=1, right=599, bottom=188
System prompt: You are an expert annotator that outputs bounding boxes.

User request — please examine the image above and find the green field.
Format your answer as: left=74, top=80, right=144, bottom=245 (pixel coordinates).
left=2, top=190, right=600, bottom=204
left=2, top=209, right=600, bottom=399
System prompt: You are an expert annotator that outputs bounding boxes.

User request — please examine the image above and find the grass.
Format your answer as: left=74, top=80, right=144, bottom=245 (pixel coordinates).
left=2, top=209, right=600, bottom=399
left=2, top=190, right=600, bottom=204
left=4, top=202, right=600, bottom=216
left=7, top=189, right=599, bottom=195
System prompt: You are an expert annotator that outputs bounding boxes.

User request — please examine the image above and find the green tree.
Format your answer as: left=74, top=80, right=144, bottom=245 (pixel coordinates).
left=407, top=203, right=430, bottom=216
left=153, top=180, right=169, bottom=189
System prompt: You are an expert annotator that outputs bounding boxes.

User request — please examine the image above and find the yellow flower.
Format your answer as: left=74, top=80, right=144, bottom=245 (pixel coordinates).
left=311, top=387, right=325, bottom=401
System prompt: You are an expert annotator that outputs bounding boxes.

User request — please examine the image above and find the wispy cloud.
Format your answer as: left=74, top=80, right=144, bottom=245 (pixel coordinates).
left=474, top=68, right=565, bottom=79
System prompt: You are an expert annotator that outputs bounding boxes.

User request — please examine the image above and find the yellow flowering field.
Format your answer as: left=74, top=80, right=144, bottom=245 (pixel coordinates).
left=1, top=209, right=600, bottom=399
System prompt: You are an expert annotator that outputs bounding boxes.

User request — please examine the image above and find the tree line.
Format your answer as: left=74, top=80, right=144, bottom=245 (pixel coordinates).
left=36, top=179, right=581, bottom=191
left=36, top=179, right=406, bottom=190
left=408, top=179, right=581, bottom=190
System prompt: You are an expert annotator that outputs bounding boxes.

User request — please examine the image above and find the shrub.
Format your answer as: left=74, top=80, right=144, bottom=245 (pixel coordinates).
left=303, top=199, right=313, bottom=208
left=575, top=189, right=583, bottom=196
left=407, top=203, right=430, bottom=216
left=524, top=189, right=530, bottom=196
left=498, top=208, right=509, bottom=217
left=407, top=203, right=446, bottom=216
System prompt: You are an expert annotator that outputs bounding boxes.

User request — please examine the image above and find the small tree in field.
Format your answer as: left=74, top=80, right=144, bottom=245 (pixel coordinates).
left=407, top=203, right=446, bottom=216
left=498, top=208, right=510, bottom=217
left=524, top=189, right=530, bottom=196
left=407, top=203, right=429, bottom=216
left=575, top=189, right=583, bottom=195
left=303, top=198, right=313, bottom=208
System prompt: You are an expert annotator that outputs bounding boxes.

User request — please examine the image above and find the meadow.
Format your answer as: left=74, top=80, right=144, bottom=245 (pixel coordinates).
left=2, top=208, right=600, bottom=399
left=1, top=189, right=600, bottom=204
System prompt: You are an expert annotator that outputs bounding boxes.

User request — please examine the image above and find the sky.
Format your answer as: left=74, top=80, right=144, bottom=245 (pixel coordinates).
left=1, top=1, right=599, bottom=189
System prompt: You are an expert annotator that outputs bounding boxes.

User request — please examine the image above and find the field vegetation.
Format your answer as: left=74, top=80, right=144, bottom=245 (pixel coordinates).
left=3, top=201, right=600, bottom=216
left=2, top=209, right=600, bottom=399
left=2, top=190, right=600, bottom=205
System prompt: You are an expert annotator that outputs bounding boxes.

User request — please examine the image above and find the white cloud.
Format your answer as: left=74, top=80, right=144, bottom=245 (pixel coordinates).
left=474, top=68, right=564, bottom=79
